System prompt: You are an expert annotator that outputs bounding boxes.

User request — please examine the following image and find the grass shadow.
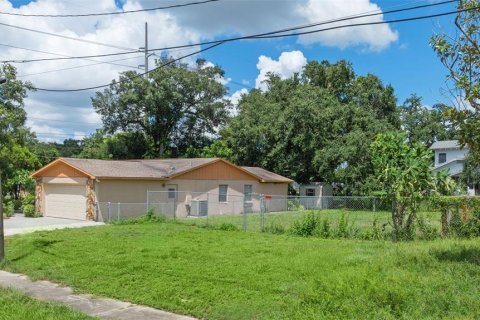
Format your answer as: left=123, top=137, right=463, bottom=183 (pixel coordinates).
left=431, top=246, right=480, bottom=265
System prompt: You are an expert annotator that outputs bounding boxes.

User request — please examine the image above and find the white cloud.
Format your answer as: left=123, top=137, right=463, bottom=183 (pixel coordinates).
left=255, top=51, right=307, bottom=91
left=0, top=0, right=397, bottom=140
left=297, top=0, right=398, bottom=51
left=229, top=88, right=248, bottom=116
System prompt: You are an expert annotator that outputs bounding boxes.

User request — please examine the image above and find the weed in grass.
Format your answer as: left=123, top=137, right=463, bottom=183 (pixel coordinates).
left=318, top=218, right=331, bottom=238
left=291, top=211, right=318, bottom=237
left=218, top=223, right=239, bottom=231
left=264, top=222, right=286, bottom=234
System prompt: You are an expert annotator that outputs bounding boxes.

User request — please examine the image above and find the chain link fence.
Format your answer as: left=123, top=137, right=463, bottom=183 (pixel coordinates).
left=97, top=191, right=387, bottom=232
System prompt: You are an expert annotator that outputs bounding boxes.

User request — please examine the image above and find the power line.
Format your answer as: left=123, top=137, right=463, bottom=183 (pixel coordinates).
left=17, top=55, right=143, bottom=78
left=0, top=21, right=136, bottom=51
left=141, top=0, right=462, bottom=51
left=31, top=5, right=477, bottom=92
left=0, top=0, right=219, bottom=18
left=0, top=43, right=141, bottom=69
left=1, top=0, right=457, bottom=64
left=33, top=42, right=224, bottom=92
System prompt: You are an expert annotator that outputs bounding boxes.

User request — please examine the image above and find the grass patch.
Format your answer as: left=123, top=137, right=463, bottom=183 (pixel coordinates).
left=3, top=223, right=480, bottom=319
left=176, top=209, right=441, bottom=237
left=0, top=287, right=95, bottom=320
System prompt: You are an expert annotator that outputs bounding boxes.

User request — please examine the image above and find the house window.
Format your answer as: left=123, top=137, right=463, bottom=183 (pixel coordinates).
left=168, top=188, right=176, bottom=199
left=244, top=185, right=252, bottom=201
left=306, top=188, right=316, bottom=197
left=219, top=185, right=228, bottom=202
left=438, top=153, right=447, bottom=164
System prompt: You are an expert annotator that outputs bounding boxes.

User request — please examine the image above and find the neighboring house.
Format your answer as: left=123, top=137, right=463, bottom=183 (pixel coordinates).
left=430, top=140, right=479, bottom=195
left=298, top=182, right=333, bottom=209
left=31, top=158, right=293, bottom=221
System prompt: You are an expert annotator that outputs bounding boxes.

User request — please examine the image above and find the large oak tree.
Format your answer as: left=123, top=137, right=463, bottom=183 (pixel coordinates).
left=92, top=58, right=230, bottom=157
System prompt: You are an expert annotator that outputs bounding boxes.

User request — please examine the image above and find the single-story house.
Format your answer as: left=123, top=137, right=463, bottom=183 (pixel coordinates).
left=31, top=158, right=292, bottom=221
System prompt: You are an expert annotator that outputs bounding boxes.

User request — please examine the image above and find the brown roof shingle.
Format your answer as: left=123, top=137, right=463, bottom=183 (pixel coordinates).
left=53, top=158, right=293, bottom=183
left=62, top=158, right=218, bottom=179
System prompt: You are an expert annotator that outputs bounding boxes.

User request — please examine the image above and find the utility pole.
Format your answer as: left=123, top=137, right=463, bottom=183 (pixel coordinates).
left=0, top=76, right=6, bottom=262
left=144, top=22, right=148, bottom=79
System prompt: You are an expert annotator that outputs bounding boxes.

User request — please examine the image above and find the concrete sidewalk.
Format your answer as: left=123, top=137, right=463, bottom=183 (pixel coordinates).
left=0, top=270, right=196, bottom=320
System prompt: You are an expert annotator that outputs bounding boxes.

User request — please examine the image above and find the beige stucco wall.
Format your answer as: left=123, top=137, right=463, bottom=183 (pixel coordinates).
left=95, top=178, right=289, bottom=220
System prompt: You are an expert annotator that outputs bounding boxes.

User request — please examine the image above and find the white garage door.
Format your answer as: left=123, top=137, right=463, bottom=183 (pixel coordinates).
left=44, top=184, right=87, bottom=220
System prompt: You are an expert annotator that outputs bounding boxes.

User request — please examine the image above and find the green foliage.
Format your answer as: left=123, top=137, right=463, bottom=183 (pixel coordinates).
left=5, top=169, right=35, bottom=200
left=112, top=209, right=166, bottom=225
left=226, top=60, right=399, bottom=194
left=21, top=193, right=35, bottom=207
left=399, top=94, right=456, bottom=147
left=218, top=223, right=239, bottom=231
left=360, top=217, right=385, bottom=240
left=2, top=195, right=14, bottom=217
left=22, top=204, right=36, bottom=218
left=92, top=58, right=230, bottom=157
left=336, top=212, right=350, bottom=238
left=318, top=218, right=332, bottom=238
left=431, top=0, right=480, bottom=158
left=291, top=211, right=318, bottom=237
left=417, top=216, right=439, bottom=240
left=20, top=193, right=38, bottom=217
left=371, top=132, right=435, bottom=240
left=264, top=222, right=286, bottom=234
left=434, top=196, right=480, bottom=238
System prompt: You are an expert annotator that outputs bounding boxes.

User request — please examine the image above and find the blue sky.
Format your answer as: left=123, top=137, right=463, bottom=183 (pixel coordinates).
left=3, top=0, right=459, bottom=141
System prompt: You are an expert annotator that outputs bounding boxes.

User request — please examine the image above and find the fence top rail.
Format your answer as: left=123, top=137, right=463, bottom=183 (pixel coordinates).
left=146, top=190, right=380, bottom=198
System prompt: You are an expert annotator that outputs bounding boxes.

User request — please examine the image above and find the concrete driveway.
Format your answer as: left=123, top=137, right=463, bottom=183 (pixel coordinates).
left=4, top=214, right=104, bottom=236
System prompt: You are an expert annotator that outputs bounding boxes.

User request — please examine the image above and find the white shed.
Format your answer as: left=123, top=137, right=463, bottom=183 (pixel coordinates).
left=298, top=182, right=333, bottom=209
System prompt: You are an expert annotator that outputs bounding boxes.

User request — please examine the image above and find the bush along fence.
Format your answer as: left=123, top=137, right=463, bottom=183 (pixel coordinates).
left=96, top=192, right=383, bottom=224
left=433, top=196, right=480, bottom=238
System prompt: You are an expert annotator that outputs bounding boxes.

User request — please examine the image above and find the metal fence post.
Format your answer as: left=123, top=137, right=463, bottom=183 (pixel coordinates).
left=373, top=198, right=376, bottom=212
left=117, top=202, right=120, bottom=220
left=107, top=202, right=111, bottom=222
left=242, top=195, right=247, bottom=231
left=260, top=194, right=265, bottom=232
left=146, top=190, right=149, bottom=213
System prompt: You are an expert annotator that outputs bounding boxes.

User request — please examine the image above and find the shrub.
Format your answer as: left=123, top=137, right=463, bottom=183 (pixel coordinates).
left=318, top=218, right=331, bottom=238
left=22, top=204, right=38, bottom=217
left=416, top=216, right=439, bottom=240
left=291, top=211, right=318, bottom=237
left=13, top=199, right=22, bottom=210
left=336, top=213, right=349, bottom=238
left=360, top=218, right=386, bottom=240
left=112, top=208, right=167, bottom=225
left=21, top=193, right=35, bottom=207
left=434, top=196, right=480, bottom=237
left=3, top=200, right=14, bottom=218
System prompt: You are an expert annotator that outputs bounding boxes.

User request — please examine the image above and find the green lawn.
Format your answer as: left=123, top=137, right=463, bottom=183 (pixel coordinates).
left=176, top=209, right=441, bottom=234
left=3, top=222, right=480, bottom=319
left=0, top=287, right=95, bottom=320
